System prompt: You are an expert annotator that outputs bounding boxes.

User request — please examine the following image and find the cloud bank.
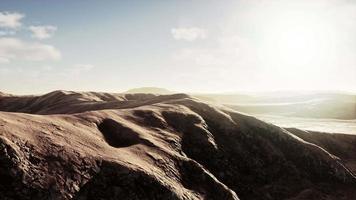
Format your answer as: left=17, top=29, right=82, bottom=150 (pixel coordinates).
left=171, top=27, right=207, bottom=41
left=0, top=12, right=24, bottom=29
left=29, top=25, right=57, bottom=40
left=0, top=37, right=61, bottom=63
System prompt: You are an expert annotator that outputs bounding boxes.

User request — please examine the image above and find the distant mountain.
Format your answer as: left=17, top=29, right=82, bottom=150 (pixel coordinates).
left=198, top=92, right=356, bottom=119
left=0, top=91, right=10, bottom=97
left=125, top=87, right=173, bottom=94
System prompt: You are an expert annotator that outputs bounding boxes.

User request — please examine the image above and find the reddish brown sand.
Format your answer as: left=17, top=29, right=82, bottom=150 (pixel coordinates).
left=0, top=91, right=355, bottom=200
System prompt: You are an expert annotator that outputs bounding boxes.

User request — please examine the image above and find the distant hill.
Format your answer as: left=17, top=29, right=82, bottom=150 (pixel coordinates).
left=0, top=91, right=10, bottom=97
left=125, top=87, right=173, bottom=94
left=198, top=92, right=356, bottom=119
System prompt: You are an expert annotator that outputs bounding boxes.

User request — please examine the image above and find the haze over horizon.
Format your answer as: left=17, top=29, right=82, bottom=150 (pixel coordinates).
left=1, top=0, right=356, bottom=94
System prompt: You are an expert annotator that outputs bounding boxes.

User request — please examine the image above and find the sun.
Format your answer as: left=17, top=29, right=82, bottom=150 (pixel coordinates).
left=262, top=11, right=330, bottom=64
left=249, top=5, right=340, bottom=90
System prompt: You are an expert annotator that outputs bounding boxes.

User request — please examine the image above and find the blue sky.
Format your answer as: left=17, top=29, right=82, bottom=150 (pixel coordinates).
left=0, top=0, right=355, bottom=94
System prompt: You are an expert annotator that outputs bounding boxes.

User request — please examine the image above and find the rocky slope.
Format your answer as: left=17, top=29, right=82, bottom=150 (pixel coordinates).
left=0, top=91, right=355, bottom=200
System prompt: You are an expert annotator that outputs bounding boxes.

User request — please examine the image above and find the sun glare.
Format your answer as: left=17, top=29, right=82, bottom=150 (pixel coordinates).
left=264, top=14, right=329, bottom=63
left=245, top=2, right=345, bottom=90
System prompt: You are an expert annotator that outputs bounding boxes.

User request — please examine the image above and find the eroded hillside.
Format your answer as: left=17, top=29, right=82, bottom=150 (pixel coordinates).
left=0, top=91, right=355, bottom=200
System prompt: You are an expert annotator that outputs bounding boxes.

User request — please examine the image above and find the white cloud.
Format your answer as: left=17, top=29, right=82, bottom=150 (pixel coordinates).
left=0, top=12, right=24, bottom=28
left=174, top=35, right=255, bottom=66
left=73, top=64, right=94, bottom=71
left=41, top=65, right=54, bottom=71
left=0, top=37, right=61, bottom=63
left=0, top=30, right=16, bottom=36
left=0, top=56, right=10, bottom=63
left=171, top=27, right=207, bottom=41
left=29, top=25, right=57, bottom=40
left=67, top=64, right=94, bottom=74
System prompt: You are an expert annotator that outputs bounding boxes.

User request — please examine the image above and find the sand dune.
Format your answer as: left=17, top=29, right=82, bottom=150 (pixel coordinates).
left=0, top=91, right=355, bottom=200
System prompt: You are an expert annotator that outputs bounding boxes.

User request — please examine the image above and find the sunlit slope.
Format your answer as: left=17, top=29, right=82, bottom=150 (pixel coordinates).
left=0, top=91, right=355, bottom=199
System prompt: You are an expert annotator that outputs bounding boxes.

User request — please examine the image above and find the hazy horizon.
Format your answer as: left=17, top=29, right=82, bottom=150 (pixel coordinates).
left=1, top=0, right=356, bottom=94
left=2, top=86, right=356, bottom=96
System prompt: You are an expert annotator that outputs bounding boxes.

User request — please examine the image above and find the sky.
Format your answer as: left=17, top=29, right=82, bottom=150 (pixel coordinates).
left=0, top=0, right=356, bottom=94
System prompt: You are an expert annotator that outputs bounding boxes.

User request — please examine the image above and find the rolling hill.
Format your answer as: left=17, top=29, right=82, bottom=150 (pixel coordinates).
left=0, top=91, right=355, bottom=200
